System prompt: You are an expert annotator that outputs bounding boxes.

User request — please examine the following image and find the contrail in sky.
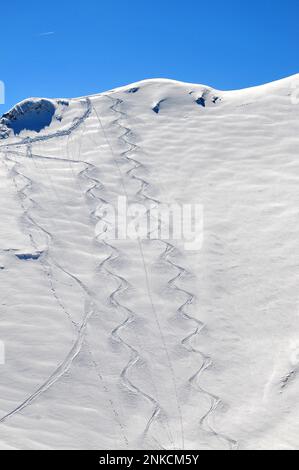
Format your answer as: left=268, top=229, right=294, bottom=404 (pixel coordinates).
left=37, top=31, right=55, bottom=37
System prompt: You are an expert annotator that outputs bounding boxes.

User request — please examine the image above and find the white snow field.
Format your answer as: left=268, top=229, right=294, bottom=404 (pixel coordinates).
left=0, top=74, right=299, bottom=450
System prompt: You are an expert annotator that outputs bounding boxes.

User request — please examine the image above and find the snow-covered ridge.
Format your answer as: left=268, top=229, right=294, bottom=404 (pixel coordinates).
left=1, top=74, right=298, bottom=142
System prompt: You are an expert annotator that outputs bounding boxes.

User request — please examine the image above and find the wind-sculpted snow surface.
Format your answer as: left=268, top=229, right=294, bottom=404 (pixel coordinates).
left=0, top=75, right=299, bottom=449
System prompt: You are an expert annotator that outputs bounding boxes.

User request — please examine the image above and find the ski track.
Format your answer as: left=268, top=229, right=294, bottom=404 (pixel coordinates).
left=106, top=95, right=238, bottom=450
left=1, top=130, right=131, bottom=447
left=0, top=104, right=111, bottom=428
left=91, top=101, right=176, bottom=448
left=161, top=242, right=238, bottom=450
left=74, top=122, right=162, bottom=447
left=101, top=95, right=185, bottom=449
left=0, top=149, right=95, bottom=424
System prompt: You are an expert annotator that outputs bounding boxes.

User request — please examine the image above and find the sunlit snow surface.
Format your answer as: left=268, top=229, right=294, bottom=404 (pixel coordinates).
left=0, top=75, right=299, bottom=450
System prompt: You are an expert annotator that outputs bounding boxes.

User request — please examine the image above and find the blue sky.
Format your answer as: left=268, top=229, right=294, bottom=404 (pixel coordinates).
left=1, top=0, right=298, bottom=112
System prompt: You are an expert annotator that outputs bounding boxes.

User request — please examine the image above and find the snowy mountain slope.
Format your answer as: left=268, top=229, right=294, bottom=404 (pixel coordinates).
left=0, top=75, right=299, bottom=450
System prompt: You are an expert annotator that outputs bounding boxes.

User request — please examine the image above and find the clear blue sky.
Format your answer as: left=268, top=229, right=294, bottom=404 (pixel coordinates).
left=1, top=0, right=298, bottom=112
